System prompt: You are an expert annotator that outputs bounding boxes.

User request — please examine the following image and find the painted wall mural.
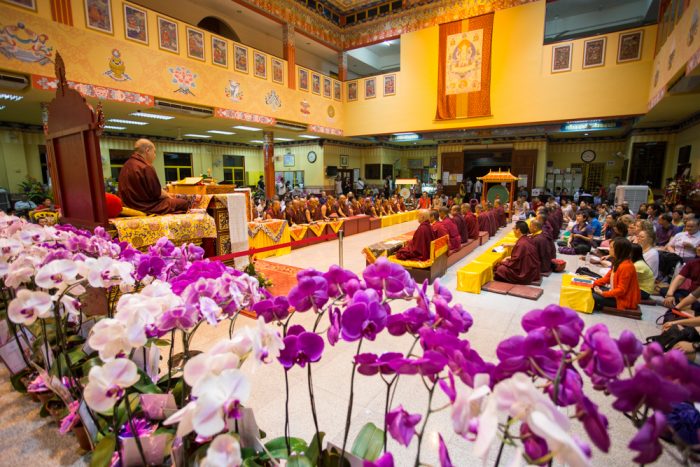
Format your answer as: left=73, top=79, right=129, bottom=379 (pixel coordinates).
left=32, top=75, right=154, bottom=105
left=265, top=90, right=281, bottom=111
left=104, top=49, right=131, bottom=81
left=225, top=80, right=243, bottom=102
left=168, top=66, right=197, bottom=96
left=0, top=22, right=53, bottom=65
left=215, top=108, right=275, bottom=125
left=300, top=100, right=310, bottom=115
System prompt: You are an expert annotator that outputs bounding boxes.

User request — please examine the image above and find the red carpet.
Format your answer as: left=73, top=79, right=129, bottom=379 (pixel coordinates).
left=254, top=259, right=302, bottom=297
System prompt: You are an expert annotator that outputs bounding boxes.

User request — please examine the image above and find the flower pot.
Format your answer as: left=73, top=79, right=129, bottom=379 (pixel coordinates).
left=46, top=400, right=66, bottom=422
left=139, top=394, right=177, bottom=421
left=36, top=391, right=53, bottom=405
left=72, top=422, right=93, bottom=451
left=120, top=434, right=168, bottom=467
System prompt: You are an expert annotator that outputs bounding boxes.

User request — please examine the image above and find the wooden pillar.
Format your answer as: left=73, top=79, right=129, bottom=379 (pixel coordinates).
left=283, top=24, right=296, bottom=89
left=338, top=51, right=348, bottom=81
left=263, top=130, right=275, bottom=199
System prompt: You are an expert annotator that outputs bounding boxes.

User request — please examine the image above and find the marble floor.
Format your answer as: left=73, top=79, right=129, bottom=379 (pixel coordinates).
left=0, top=221, right=672, bottom=466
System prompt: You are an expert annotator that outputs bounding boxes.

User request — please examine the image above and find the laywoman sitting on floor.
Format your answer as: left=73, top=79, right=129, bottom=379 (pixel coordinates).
left=592, top=238, right=641, bottom=311
left=631, top=243, right=655, bottom=300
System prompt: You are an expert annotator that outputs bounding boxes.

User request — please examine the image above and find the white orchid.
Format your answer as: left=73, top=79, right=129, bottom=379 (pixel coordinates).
left=165, top=369, right=251, bottom=438
left=83, top=359, right=139, bottom=414
left=84, top=256, right=135, bottom=289
left=4, top=257, right=37, bottom=288
left=201, top=434, right=242, bottom=467
left=8, top=289, right=53, bottom=325
left=246, top=317, right=284, bottom=367
left=88, top=306, right=151, bottom=361
left=183, top=338, right=251, bottom=390
left=452, top=373, right=491, bottom=438
left=0, top=238, right=22, bottom=260
left=528, top=411, right=591, bottom=467
left=35, top=259, right=79, bottom=291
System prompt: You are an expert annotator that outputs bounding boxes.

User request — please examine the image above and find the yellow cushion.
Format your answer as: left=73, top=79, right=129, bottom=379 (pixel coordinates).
left=457, top=262, right=493, bottom=294
left=120, top=207, right=147, bottom=217
left=388, top=257, right=434, bottom=269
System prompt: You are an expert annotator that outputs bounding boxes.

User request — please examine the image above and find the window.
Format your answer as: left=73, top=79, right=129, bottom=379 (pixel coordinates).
left=38, top=145, right=49, bottom=185
left=382, top=164, right=393, bottom=179
left=365, top=164, right=381, bottom=179
left=223, top=155, right=245, bottom=186
left=275, top=171, right=304, bottom=188
left=629, top=142, right=666, bottom=188
left=109, top=149, right=133, bottom=180
left=163, top=152, right=193, bottom=183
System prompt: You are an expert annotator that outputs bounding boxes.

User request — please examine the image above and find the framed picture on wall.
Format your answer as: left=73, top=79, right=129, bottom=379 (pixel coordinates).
left=272, top=58, right=284, bottom=84
left=340, top=155, right=349, bottom=167
left=347, top=81, right=358, bottom=101
left=2, top=0, right=36, bottom=11
left=551, top=43, right=572, bottom=73
left=84, top=0, right=113, bottom=34
left=283, top=153, right=295, bottom=167
left=299, top=68, right=309, bottom=91
left=333, top=81, right=341, bottom=100
left=211, top=36, right=228, bottom=67
left=365, top=77, right=376, bottom=98
left=311, top=73, right=321, bottom=95
left=323, top=77, right=331, bottom=98
left=383, top=74, right=396, bottom=96
left=123, top=3, right=148, bottom=44
left=234, top=45, right=248, bottom=73
left=157, top=17, right=179, bottom=54
left=618, top=30, right=643, bottom=63
left=583, top=37, right=606, bottom=68
left=186, top=27, right=205, bottom=61
left=254, top=52, right=267, bottom=79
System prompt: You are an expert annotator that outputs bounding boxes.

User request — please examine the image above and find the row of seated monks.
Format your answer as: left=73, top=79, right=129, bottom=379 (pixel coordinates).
left=265, top=194, right=409, bottom=225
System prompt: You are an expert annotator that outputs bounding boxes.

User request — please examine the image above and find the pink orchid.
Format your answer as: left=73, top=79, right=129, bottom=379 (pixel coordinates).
left=35, top=259, right=78, bottom=290
left=246, top=317, right=284, bottom=366
left=201, top=434, right=242, bottom=467
left=452, top=373, right=491, bottom=438
left=84, top=359, right=139, bottom=414
left=8, top=289, right=53, bottom=325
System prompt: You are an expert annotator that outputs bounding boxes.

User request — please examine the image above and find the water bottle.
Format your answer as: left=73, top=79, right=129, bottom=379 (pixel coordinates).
left=585, top=252, right=591, bottom=263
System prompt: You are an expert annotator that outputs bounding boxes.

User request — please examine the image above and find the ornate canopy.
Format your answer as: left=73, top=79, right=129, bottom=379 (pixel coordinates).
left=478, top=170, right=519, bottom=183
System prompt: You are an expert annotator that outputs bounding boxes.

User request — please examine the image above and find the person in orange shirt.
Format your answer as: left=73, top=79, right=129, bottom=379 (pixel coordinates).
left=592, top=237, right=641, bottom=311
left=418, top=192, right=431, bottom=209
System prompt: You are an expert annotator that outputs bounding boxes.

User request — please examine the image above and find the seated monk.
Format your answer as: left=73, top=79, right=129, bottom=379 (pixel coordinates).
left=286, top=200, right=307, bottom=225
left=306, top=197, right=324, bottom=222
left=529, top=219, right=554, bottom=273
left=118, top=139, right=190, bottom=214
left=485, top=204, right=497, bottom=236
left=430, top=209, right=449, bottom=241
left=266, top=200, right=285, bottom=220
left=451, top=205, right=468, bottom=244
left=395, top=210, right=433, bottom=261
left=439, top=206, right=461, bottom=252
left=494, top=221, right=541, bottom=285
left=462, top=203, right=480, bottom=240
left=475, top=205, right=490, bottom=234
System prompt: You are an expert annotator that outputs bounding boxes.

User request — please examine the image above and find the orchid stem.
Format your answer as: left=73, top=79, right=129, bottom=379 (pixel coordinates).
left=228, top=312, right=239, bottom=339
left=307, top=364, right=322, bottom=461
left=166, top=330, right=175, bottom=392
left=494, top=416, right=512, bottom=467
left=383, top=381, right=391, bottom=453
left=340, top=338, right=363, bottom=465
left=389, top=337, right=419, bottom=408
left=113, top=406, right=124, bottom=467
left=414, top=380, right=437, bottom=467
left=124, top=395, right=148, bottom=466
left=284, top=370, right=291, bottom=456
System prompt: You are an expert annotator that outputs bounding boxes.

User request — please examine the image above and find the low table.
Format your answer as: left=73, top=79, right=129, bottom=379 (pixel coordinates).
left=457, top=262, right=494, bottom=294
left=559, top=273, right=595, bottom=314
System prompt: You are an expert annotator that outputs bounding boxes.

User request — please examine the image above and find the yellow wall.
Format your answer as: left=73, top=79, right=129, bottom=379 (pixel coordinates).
left=547, top=140, right=627, bottom=186
left=344, top=1, right=657, bottom=135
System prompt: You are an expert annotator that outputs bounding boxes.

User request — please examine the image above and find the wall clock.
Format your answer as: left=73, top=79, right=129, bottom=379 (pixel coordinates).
left=581, top=149, right=596, bottom=163
left=307, top=151, right=317, bottom=163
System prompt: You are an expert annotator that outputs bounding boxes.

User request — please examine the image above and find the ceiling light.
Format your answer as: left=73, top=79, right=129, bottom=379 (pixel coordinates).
left=299, top=134, right=319, bottom=139
left=108, top=118, right=148, bottom=126
left=250, top=140, right=264, bottom=144
left=0, top=93, right=23, bottom=101
left=384, top=40, right=392, bottom=46
left=103, top=125, right=126, bottom=130
left=206, top=130, right=236, bottom=135
left=391, top=132, right=421, bottom=142
left=584, top=132, right=590, bottom=136
left=233, top=125, right=261, bottom=131
left=0, top=105, right=5, bottom=110
left=183, top=133, right=211, bottom=138
left=274, top=137, right=293, bottom=142
left=129, top=111, right=175, bottom=120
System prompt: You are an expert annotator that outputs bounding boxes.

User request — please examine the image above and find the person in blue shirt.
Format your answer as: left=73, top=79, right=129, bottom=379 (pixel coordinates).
left=588, top=209, right=602, bottom=237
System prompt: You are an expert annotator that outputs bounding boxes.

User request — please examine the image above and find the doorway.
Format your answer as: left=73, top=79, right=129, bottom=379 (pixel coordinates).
left=338, top=168, right=354, bottom=194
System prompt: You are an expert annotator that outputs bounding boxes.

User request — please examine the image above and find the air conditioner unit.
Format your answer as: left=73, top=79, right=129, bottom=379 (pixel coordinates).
left=615, top=185, right=651, bottom=213
left=153, top=99, right=214, bottom=118
left=274, top=119, right=307, bottom=132
left=0, top=72, right=29, bottom=91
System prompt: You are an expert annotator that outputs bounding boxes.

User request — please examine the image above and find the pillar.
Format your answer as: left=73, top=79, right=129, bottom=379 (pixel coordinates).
left=283, top=24, right=296, bottom=89
left=263, top=130, right=275, bottom=199
left=338, top=51, right=348, bottom=81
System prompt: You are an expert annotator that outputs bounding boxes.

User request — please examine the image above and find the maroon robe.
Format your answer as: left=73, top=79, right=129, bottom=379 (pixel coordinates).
left=465, top=212, right=479, bottom=240
left=530, top=233, right=554, bottom=273
left=494, top=236, right=541, bottom=285
left=486, top=212, right=497, bottom=236
left=118, top=153, right=188, bottom=215
left=477, top=214, right=489, bottom=234
left=396, top=221, right=433, bottom=261
left=432, top=220, right=449, bottom=241
left=307, top=206, right=323, bottom=221
left=442, top=217, right=462, bottom=251
left=496, top=206, right=506, bottom=227
left=452, top=213, right=468, bottom=243
left=286, top=208, right=306, bottom=225
left=266, top=208, right=285, bottom=220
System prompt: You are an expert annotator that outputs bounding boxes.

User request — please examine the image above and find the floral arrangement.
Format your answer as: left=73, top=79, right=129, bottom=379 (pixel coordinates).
left=1, top=211, right=699, bottom=467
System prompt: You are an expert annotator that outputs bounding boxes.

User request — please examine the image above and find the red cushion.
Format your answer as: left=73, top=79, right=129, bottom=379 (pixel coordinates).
left=105, top=193, right=123, bottom=218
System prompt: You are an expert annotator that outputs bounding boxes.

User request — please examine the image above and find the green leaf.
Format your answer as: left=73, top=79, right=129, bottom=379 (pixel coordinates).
left=242, top=457, right=264, bottom=467
left=261, top=437, right=308, bottom=460
left=287, top=455, right=313, bottom=467
left=351, top=422, right=384, bottom=461
left=67, top=347, right=87, bottom=365
left=90, top=434, right=116, bottom=467
left=82, top=357, right=102, bottom=376
left=150, top=338, right=171, bottom=347
left=10, top=372, right=28, bottom=393
left=308, top=431, right=325, bottom=466
left=133, top=368, right=162, bottom=394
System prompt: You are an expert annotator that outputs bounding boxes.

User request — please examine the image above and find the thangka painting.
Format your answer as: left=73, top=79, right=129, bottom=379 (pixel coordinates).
left=618, top=30, right=643, bottom=63
left=383, top=74, right=396, bottom=96
left=186, top=27, right=204, bottom=61
left=583, top=37, right=606, bottom=68
left=254, top=51, right=267, bottom=79
left=2, top=0, right=35, bottom=10
left=551, top=43, right=572, bottom=73
left=299, top=68, right=309, bottom=91
left=158, top=17, right=178, bottom=53
left=333, top=80, right=341, bottom=100
left=234, top=45, right=248, bottom=73
left=124, top=4, right=148, bottom=44
left=311, top=73, right=321, bottom=95
left=364, top=77, right=376, bottom=99
left=84, top=0, right=112, bottom=34
left=347, top=81, right=357, bottom=101
left=323, top=77, right=331, bottom=98
left=0, top=22, right=53, bottom=65
left=445, top=30, right=483, bottom=95
left=272, top=58, right=283, bottom=84
left=212, top=37, right=228, bottom=67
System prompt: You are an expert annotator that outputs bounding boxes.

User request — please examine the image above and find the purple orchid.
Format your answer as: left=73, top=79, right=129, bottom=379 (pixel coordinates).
left=323, top=265, right=360, bottom=298
left=386, top=405, right=421, bottom=446
left=157, top=306, right=198, bottom=333
left=575, top=396, right=610, bottom=453
left=494, top=331, right=562, bottom=381
left=288, top=275, right=329, bottom=312
left=608, top=367, right=690, bottom=413
left=277, top=325, right=324, bottom=369
left=363, top=452, right=394, bottom=467
left=432, top=279, right=452, bottom=303
left=136, top=255, right=166, bottom=280
left=578, top=324, right=624, bottom=381
left=616, top=330, right=643, bottom=367
left=340, top=289, right=388, bottom=342
left=170, top=260, right=231, bottom=295
left=520, top=423, right=549, bottom=461
left=327, top=307, right=341, bottom=346
left=251, top=296, right=290, bottom=323
left=355, top=352, right=408, bottom=376
left=434, top=298, right=472, bottom=335
left=386, top=306, right=434, bottom=336
left=629, top=411, right=667, bottom=464
left=547, top=367, right=583, bottom=406
left=119, top=417, right=156, bottom=439
left=438, top=433, right=453, bottom=467
left=521, top=304, right=584, bottom=347
left=362, top=257, right=415, bottom=298
left=419, top=328, right=492, bottom=385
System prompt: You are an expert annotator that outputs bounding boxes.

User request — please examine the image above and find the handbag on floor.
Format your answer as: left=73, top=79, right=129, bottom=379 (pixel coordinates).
left=655, top=307, right=694, bottom=325
left=574, top=266, right=602, bottom=279
left=646, top=324, right=700, bottom=352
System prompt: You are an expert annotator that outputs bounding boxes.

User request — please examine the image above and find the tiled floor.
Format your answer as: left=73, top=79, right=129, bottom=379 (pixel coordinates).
left=0, top=220, right=671, bottom=466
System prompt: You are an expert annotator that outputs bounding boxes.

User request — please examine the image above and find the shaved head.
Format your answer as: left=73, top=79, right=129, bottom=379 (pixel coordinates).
left=417, top=209, right=430, bottom=222
left=134, top=138, right=156, bottom=164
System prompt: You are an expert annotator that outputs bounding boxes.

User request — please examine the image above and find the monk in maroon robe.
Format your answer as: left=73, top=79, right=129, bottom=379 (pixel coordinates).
left=430, top=210, right=449, bottom=241
left=476, top=206, right=490, bottom=235
left=495, top=221, right=541, bottom=284
left=451, top=205, right=468, bottom=243
left=306, top=197, right=324, bottom=222
left=486, top=209, right=497, bottom=235
left=118, top=139, right=189, bottom=215
left=439, top=207, right=461, bottom=251
left=396, top=210, right=433, bottom=261
left=266, top=201, right=285, bottom=220
left=462, top=204, right=480, bottom=240
left=529, top=219, right=554, bottom=273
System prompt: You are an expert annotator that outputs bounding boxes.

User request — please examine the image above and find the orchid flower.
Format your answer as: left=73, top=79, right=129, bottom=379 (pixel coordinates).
left=246, top=317, right=284, bottom=366
left=34, top=259, right=79, bottom=291
left=201, top=434, right=242, bottom=467
left=83, top=359, right=139, bottom=414
left=8, top=289, right=53, bottom=325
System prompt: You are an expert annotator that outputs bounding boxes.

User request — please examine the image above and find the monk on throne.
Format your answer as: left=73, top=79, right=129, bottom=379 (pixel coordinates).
left=395, top=210, right=433, bottom=261
left=494, top=221, right=541, bottom=284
